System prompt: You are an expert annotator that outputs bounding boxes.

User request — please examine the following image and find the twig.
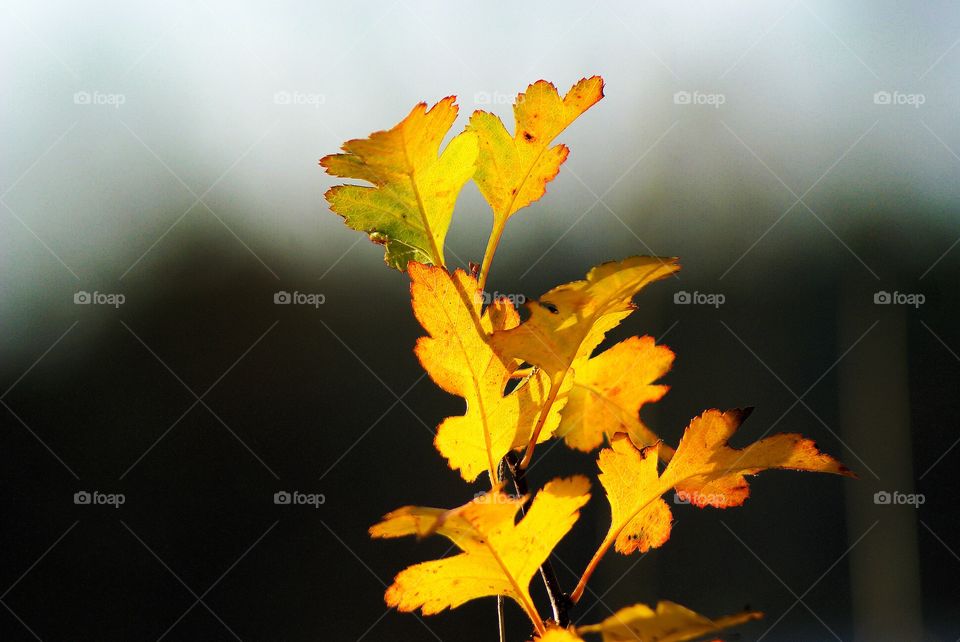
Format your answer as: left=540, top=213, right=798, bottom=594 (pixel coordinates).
left=502, top=451, right=573, bottom=627
left=497, top=596, right=507, bottom=642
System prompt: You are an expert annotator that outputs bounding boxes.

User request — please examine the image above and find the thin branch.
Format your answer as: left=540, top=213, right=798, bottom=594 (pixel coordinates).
left=497, top=596, right=507, bottom=642
left=502, top=451, right=573, bottom=627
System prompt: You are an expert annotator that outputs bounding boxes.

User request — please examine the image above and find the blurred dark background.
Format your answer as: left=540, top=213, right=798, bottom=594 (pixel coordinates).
left=1, top=1, right=959, bottom=640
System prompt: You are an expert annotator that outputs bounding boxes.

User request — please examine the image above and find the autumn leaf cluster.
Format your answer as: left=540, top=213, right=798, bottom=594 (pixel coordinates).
left=320, top=77, right=853, bottom=640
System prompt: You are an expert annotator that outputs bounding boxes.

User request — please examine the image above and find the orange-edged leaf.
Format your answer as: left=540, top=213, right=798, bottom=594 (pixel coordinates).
left=469, top=77, right=604, bottom=223
left=593, top=410, right=852, bottom=560
left=320, top=98, right=478, bottom=270
left=599, top=434, right=673, bottom=555
left=371, top=477, right=590, bottom=632
left=490, top=257, right=678, bottom=456
left=557, top=335, right=674, bottom=453
left=492, top=257, right=679, bottom=380
left=410, top=262, right=564, bottom=482
left=578, top=601, right=763, bottom=642
left=663, top=408, right=856, bottom=508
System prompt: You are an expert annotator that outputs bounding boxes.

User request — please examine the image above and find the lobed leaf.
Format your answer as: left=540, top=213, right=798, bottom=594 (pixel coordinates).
left=595, top=409, right=854, bottom=559
left=578, top=600, right=763, bottom=642
left=470, top=77, right=604, bottom=223
left=557, top=335, right=674, bottom=453
left=490, top=256, right=679, bottom=459
left=663, top=408, right=855, bottom=507
left=320, top=98, right=478, bottom=270
left=492, top=256, right=679, bottom=380
left=370, top=476, right=591, bottom=630
left=409, top=262, right=563, bottom=482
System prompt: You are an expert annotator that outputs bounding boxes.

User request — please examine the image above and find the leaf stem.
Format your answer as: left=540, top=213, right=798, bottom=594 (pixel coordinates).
left=571, top=488, right=667, bottom=603
left=518, top=377, right=564, bottom=470
left=570, top=533, right=615, bottom=604
left=478, top=217, right=507, bottom=293
left=503, top=451, right=573, bottom=627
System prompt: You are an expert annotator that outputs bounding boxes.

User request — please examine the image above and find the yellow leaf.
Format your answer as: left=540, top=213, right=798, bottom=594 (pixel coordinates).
left=469, top=77, right=604, bottom=223
left=371, top=476, right=591, bottom=634
left=321, top=98, right=478, bottom=270
left=490, top=257, right=679, bottom=463
left=368, top=503, right=488, bottom=553
left=574, top=410, right=852, bottom=601
left=578, top=601, right=763, bottom=642
left=492, top=257, right=679, bottom=380
left=557, top=335, right=674, bottom=453
left=409, top=263, right=564, bottom=482
left=598, top=434, right=672, bottom=555
left=600, top=409, right=852, bottom=552
left=663, top=408, right=855, bottom=508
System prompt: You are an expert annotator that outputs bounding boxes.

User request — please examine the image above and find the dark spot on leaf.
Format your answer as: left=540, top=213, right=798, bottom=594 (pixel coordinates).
left=523, top=131, right=534, bottom=141
left=540, top=301, right=559, bottom=314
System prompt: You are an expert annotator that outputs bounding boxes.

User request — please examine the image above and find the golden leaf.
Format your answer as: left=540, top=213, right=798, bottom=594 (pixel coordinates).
left=492, top=257, right=679, bottom=380
left=321, top=98, right=478, bottom=270
left=410, top=263, right=563, bottom=482
left=598, top=433, right=673, bottom=555
left=469, top=77, right=604, bottom=224
left=557, top=335, right=673, bottom=453
left=663, top=408, right=855, bottom=507
left=578, top=600, right=762, bottom=642
left=491, top=257, right=679, bottom=464
left=370, top=476, right=591, bottom=634
left=573, top=410, right=852, bottom=601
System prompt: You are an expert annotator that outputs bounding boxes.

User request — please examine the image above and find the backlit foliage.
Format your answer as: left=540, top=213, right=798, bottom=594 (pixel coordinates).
left=320, top=77, right=853, bottom=640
